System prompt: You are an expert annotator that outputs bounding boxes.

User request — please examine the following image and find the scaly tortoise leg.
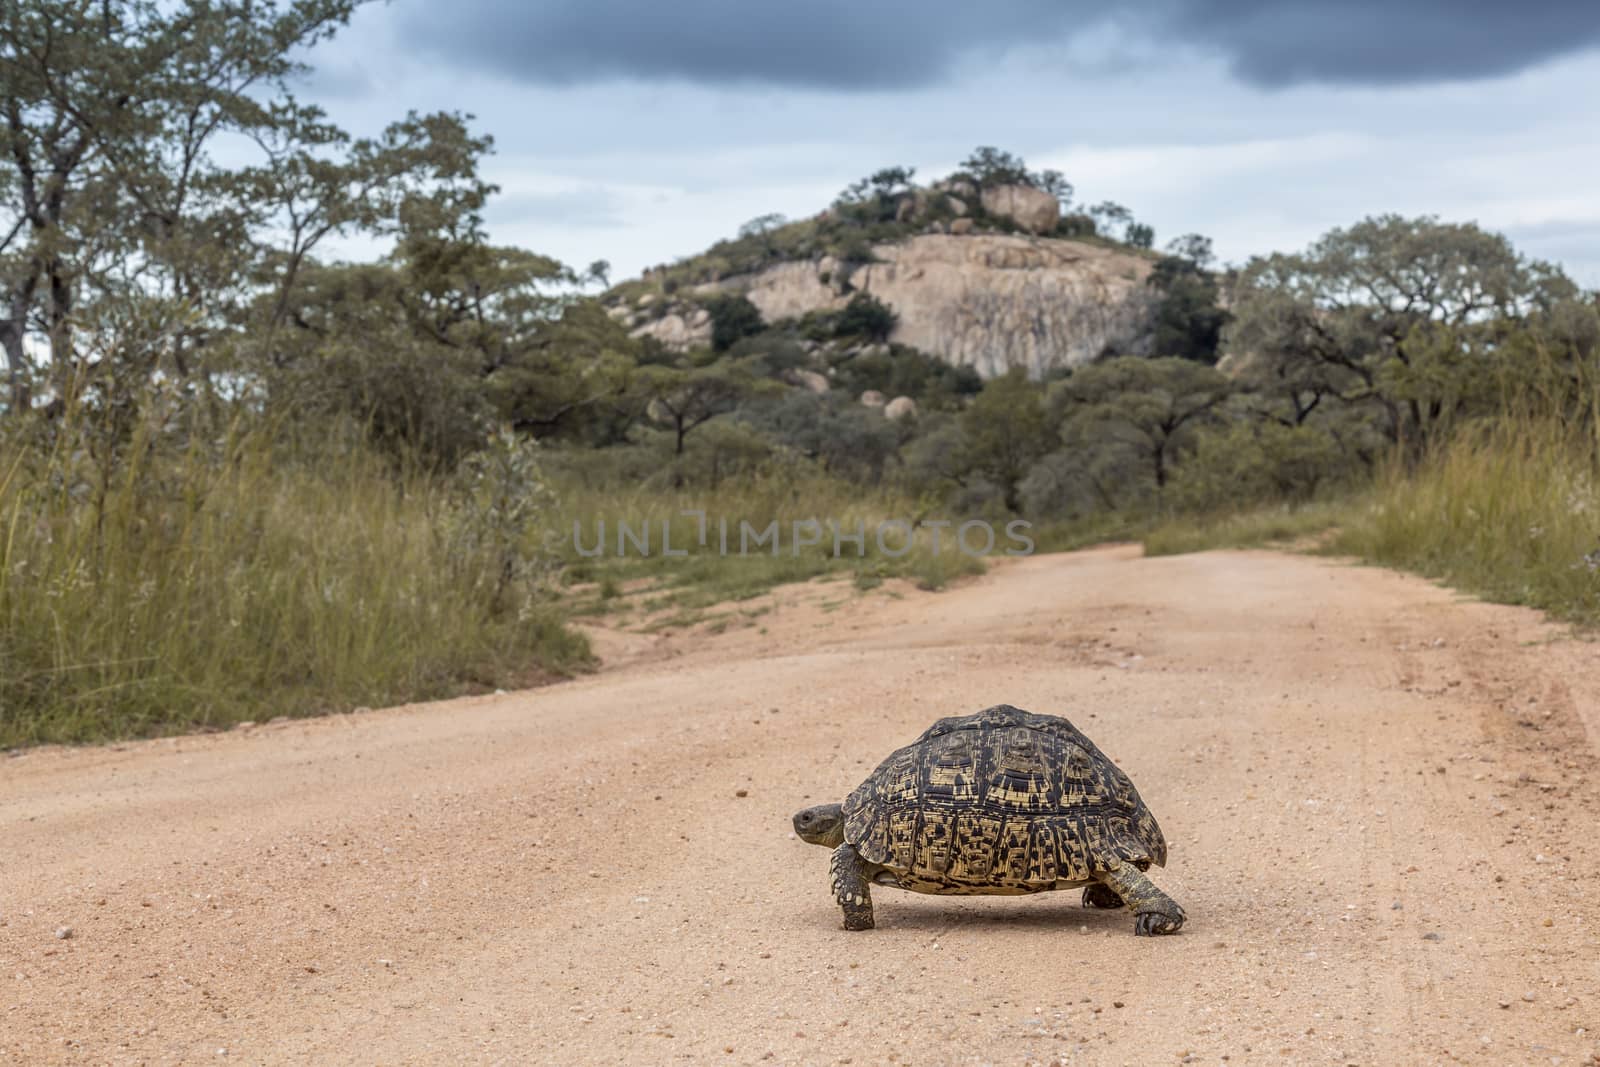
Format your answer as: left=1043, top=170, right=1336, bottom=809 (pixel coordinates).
left=1096, top=860, right=1185, bottom=936
left=1082, top=883, right=1124, bottom=910
left=830, top=843, right=874, bottom=931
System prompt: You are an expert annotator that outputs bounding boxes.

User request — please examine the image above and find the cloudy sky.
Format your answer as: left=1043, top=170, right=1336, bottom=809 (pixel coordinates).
left=298, top=1, right=1600, bottom=286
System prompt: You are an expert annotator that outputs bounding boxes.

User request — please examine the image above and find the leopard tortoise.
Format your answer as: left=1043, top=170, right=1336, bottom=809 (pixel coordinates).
left=792, top=704, right=1184, bottom=935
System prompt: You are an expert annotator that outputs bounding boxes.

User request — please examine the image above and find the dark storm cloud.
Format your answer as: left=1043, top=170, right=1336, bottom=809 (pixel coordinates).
left=1173, top=0, right=1600, bottom=87
left=398, top=0, right=1600, bottom=90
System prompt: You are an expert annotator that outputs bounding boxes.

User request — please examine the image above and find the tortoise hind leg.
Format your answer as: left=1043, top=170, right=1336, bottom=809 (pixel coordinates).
left=1082, top=883, right=1124, bottom=910
left=1096, top=860, right=1185, bottom=936
left=830, top=844, right=875, bottom=931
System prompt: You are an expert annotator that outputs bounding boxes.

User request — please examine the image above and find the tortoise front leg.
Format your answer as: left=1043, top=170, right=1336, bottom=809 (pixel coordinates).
left=1097, top=860, right=1185, bottom=936
left=829, top=844, right=874, bottom=931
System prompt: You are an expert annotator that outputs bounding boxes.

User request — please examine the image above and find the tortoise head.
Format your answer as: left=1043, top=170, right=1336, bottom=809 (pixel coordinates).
left=792, top=803, right=846, bottom=847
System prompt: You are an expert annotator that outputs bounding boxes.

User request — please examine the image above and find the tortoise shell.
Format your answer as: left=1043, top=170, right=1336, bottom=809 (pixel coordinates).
left=841, top=704, right=1167, bottom=893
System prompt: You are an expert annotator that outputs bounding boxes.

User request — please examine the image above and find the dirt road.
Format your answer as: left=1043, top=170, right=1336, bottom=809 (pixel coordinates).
left=5, top=547, right=1600, bottom=1065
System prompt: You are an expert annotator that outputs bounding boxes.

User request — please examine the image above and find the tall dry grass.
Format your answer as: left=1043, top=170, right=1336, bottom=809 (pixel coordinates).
left=0, top=414, right=586, bottom=747
left=1331, top=420, right=1600, bottom=623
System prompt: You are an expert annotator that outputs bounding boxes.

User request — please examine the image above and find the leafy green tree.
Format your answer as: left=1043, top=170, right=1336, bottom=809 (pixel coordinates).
left=1087, top=201, right=1132, bottom=241
left=705, top=294, right=765, bottom=352
left=0, top=0, right=490, bottom=418
left=640, top=359, right=760, bottom=457
left=742, top=392, right=899, bottom=483
left=1147, top=256, right=1229, bottom=364
left=1036, top=169, right=1074, bottom=209
left=959, top=147, right=1030, bottom=187
left=954, top=370, right=1055, bottom=511
left=834, top=292, right=897, bottom=343
left=737, top=213, right=788, bottom=259
left=1168, top=420, right=1349, bottom=512
left=1165, top=234, right=1216, bottom=269
left=0, top=0, right=345, bottom=407
left=834, top=166, right=917, bottom=225
left=1226, top=215, right=1576, bottom=448
left=1124, top=223, right=1155, bottom=250
left=1051, top=357, right=1231, bottom=490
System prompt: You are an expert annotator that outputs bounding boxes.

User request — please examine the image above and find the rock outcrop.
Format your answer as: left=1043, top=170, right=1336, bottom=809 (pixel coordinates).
left=979, top=184, right=1060, bottom=234
left=631, top=234, right=1156, bottom=379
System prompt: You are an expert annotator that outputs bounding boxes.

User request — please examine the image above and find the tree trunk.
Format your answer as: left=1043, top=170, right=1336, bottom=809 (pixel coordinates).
left=0, top=312, right=31, bottom=414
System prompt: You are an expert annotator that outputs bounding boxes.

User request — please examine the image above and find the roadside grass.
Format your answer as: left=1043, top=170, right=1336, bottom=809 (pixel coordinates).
left=1330, top=422, right=1600, bottom=626
left=1141, top=499, right=1349, bottom=557
left=1140, top=418, right=1600, bottom=629
left=0, top=417, right=588, bottom=748
left=550, top=475, right=987, bottom=623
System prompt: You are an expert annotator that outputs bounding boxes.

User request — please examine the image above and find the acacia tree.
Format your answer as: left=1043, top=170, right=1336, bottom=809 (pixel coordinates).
left=952, top=369, right=1054, bottom=512
left=0, top=0, right=365, bottom=410
left=641, top=359, right=760, bottom=457
left=959, top=146, right=1030, bottom=187
left=1226, top=215, right=1577, bottom=449
left=0, top=0, right=500, bottom=418
left=1050, top=357, right=1232, bottom=490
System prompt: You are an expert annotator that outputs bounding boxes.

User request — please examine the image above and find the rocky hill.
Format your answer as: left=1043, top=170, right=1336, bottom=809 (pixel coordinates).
left=606, top=175, right=1162, bottom=379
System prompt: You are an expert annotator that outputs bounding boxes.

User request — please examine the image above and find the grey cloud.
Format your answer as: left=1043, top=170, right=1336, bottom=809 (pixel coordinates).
left=398, top=0, right=1073, bottom=90
left=397, top=0, right=1600, bottom=91
left=1171, top=0, right=1600, bottom=87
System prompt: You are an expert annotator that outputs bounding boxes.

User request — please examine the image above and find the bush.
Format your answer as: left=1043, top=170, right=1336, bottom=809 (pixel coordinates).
left=705, top=294, right=766, bottom=352
left=834, top=293, right=898, bottom=342
left=1166, top=421, right=1350, bottom=513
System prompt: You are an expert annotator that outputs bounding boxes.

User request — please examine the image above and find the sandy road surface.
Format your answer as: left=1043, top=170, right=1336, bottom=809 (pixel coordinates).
left=5, top=547, right=1600, bottom=1066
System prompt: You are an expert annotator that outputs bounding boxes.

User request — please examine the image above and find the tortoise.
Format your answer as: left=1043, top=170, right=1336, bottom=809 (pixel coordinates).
left=792, top=704, right=1184, bottom=935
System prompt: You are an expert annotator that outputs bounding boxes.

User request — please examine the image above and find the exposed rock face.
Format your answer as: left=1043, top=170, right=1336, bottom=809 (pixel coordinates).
left=630, top=234, right=1156, bottom=378
left=883, top=396, right=918, bottom=420
left=860, top=390, right=887, bottom=408
left=979, top=183, right=1059, bottom=234
left=949, top=217, right=975, bottom=236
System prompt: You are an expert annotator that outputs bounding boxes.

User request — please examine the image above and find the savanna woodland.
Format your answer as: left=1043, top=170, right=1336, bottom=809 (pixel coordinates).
left=4, top=0, right=1599, bottom=746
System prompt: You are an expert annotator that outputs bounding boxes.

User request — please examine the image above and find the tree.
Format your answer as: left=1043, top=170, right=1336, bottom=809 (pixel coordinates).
left=1147, top=256, right=1229, bottom=364
left=640, top=359, right=758, bottom=458
left=742, top=392, right=899, bottom=483
left=955, top=369, right=1055, bottom=511
left=705, top=293, right=764, bottom=352
left=1087, top=201, right=1132, bottom=241
left=0, top=0, right=489, bottom=417
left=867, top=167, right=915, bottom=197
left=834, top=166, right=917, bottom=225
left=1225, top=215, right=1576, bottom=448
left=1165, top=234, right=1216, bottom=270
left=834, top=292, right=896, bottom=343
left=1051, top=357, right=1231, bottom=490
left=737, top=213, right=788, bottom=259
left=959, top=146, right=1030, bottom=187
left=1036, top=169, right=1074, bottom=210
left=1125, top=222, right=1155, bottom=250
left=738, top=213, right=788, bottom=241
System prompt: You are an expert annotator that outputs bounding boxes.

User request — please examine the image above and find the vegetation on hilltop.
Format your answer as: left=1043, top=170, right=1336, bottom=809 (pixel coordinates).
left=611, top=146, right=1156, bottom=303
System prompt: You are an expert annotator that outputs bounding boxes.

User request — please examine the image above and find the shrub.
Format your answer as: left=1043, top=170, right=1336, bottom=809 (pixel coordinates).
left=834, top=293, right=898, bottom=342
